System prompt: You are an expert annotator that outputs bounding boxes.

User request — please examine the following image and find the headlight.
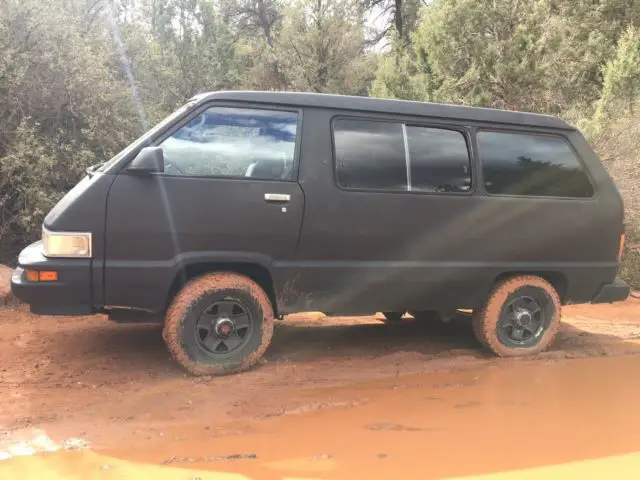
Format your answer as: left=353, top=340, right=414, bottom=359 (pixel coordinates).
left=42, top=228, right=92, bottom=258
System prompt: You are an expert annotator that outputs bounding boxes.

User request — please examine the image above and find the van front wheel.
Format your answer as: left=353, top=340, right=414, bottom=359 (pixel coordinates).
left=472, top=276, right=561, bottom=357
left=163, top=273, right=274, bottom=376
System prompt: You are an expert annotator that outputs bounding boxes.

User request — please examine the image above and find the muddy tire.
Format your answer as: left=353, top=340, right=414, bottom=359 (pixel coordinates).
left=381, top=312, right=405, bottom=323
left=472, top=275, right=561, bottom=357
left=163, top=272, right=274, bottom=376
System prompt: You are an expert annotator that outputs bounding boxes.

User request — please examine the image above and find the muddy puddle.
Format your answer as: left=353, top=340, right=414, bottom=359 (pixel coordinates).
left=4, top=354, right=640, bottom=479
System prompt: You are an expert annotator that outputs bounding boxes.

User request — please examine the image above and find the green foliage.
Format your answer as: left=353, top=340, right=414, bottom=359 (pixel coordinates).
left=276, top=0, right=373, bottom=94
left=595, top=26, right=640, bottom=122
left=122, top=0, right=242, bottom=110
left=374, top=0, right=640, bottom=114
left=414, top=0, right=546, bottom=109
left=370, top=37, right=431, bottom=101
left=0, top=123, right=93, bottom=239
left=620, top=247, right=640, bottom=290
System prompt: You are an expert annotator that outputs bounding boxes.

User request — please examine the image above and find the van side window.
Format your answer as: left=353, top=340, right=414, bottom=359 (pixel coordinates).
left=478, top=131, right=594, bottom=198
left=159, top=107, right=298, bottom=180
left=334, top=119, right=472, bottom=194
left=406, top=126, right=471, bottom=193
left=334, top=119, right=407, bottom=191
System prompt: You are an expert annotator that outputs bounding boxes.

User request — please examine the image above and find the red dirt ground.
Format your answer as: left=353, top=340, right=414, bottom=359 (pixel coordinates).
left=1, top=299, right=640, bottom=478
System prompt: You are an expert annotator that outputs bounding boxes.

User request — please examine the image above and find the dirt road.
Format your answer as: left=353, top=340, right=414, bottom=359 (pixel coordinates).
left=1, top=299, right=640, bottom=478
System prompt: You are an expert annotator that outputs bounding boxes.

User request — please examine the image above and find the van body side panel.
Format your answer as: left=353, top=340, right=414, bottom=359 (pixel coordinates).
left=103, top=175, right=304, bottom=311
left=279, top=108, right=622, bottom=314
left=43, top=172, right=115, bottom=308
left=565, top=130, right=626, bottom=245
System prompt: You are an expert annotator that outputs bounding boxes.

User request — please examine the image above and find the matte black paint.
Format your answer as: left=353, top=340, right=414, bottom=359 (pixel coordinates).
left=11, top=91, right=629, bottom=316
left=11, top=242, right=93, bottom=315
left=591, top=281, right=632, bottom=304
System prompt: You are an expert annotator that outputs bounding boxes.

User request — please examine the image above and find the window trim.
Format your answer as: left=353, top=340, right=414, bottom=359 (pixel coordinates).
left=476, top=128, right=597, bottom=201
left=124, top=101, right=304, bottom=183
left=330, top=115, right=475, bottom=196
left=401, top=124, right=412, bottom=191
left=403, top=122, right=474, bottom=195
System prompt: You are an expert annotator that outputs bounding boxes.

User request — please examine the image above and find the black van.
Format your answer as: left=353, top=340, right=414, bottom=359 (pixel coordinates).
left=11, top=91, right=630, bottom=375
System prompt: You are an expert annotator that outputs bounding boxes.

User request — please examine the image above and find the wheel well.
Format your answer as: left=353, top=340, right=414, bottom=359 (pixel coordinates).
left=165, top=263, right=278, bottom=315
left=492, top=271, right=569, bottom=304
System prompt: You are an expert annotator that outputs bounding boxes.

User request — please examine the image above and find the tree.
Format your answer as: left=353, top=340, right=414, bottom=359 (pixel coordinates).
left=369, top=36, right=430, bottom=100
left=595, top=26, right=640, bottom=121
left=228, top=0, right=288, bottom=90
left=276, top=0, right=376, bottom=94
left=363, top=0, right=422, bottom=46
left=227, top=0, right=284, bottom=46
left=118, top=0, right=241, bottom=112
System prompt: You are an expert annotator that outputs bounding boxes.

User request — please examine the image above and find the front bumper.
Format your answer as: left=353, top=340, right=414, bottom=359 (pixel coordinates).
left=10, top=241, right=94, bottom=315
left=591, top=280, right=631, bottom=304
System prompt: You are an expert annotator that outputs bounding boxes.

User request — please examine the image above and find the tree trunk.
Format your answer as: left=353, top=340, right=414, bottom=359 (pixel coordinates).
left=394, top=0, right=403, bottom=40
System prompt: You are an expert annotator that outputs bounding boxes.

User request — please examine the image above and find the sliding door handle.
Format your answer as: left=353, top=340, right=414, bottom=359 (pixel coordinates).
left=264, top=193, right=291, bottom=203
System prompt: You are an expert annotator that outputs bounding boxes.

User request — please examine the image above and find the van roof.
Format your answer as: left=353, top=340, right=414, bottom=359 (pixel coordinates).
left=192, top=91, right=574, bottom=131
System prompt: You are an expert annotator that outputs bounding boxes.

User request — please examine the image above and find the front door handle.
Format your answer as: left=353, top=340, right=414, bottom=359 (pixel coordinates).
left=264, top=193, right=291, bottom=203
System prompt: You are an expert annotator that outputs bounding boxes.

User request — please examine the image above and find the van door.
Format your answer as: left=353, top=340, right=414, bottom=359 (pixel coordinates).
left=288, top=108, right=480, bottom=314
left=103, top=104, right=304, bottom=311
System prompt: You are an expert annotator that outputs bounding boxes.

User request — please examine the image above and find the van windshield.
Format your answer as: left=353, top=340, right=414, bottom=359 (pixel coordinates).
left=96, top=101, right=197, bottom=173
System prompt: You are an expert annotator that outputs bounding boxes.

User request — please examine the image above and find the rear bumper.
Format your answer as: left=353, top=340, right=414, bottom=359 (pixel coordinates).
left=10, top=241, right=94, bottom=316
left=591, top=280, right=631, bottom=304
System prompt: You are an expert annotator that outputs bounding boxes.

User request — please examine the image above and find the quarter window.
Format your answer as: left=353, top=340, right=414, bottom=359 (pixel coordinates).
left=478, top=131, right=594, bottom=198
left=158, top=107, right=298, bottom=180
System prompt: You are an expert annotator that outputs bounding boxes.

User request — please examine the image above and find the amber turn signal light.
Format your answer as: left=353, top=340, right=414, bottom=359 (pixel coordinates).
left=25, top=269, right=39, bottom=282
left=25, top=269, right=58, bottom=282
left=618, top=233, right=625, bottom=262
left=40, top=271, right=58, bottom=281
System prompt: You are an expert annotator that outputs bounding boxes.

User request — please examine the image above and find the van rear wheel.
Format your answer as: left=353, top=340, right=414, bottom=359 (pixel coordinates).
left=163, top=272, right=274, bottom=376
left=472, top=275, right=560, bottom=357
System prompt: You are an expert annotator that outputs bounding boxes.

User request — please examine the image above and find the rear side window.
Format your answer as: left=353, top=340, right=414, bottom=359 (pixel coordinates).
left=333, top=119, right=471, bottom=193
left=478, top=131, right=594, bottom=198
left=333, top=119, right=407, bottom=191
left=158, top=106, right=298, bottom=180
left=406, top=126, right=471, bottom=193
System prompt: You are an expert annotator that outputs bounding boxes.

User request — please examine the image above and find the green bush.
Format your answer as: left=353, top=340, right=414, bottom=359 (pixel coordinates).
left=620, top=246, right=640, bottom=290
left=0, top=123, right=97, bottom=261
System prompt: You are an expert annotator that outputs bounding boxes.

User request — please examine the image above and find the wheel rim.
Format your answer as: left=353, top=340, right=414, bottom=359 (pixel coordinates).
left=194, top=299, right=252, bottom=355
left=497, top=293, right=550, bottom=348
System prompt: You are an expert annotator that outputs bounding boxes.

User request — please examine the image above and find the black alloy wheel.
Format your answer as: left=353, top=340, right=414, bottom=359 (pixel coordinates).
left=195, top=299, right=252, bottom=355
left=496, top=291, right=550, bottom=348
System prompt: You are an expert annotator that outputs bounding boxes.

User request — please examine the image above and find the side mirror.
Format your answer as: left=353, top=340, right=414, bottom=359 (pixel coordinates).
left=127, top=147, right=164, bottom=174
